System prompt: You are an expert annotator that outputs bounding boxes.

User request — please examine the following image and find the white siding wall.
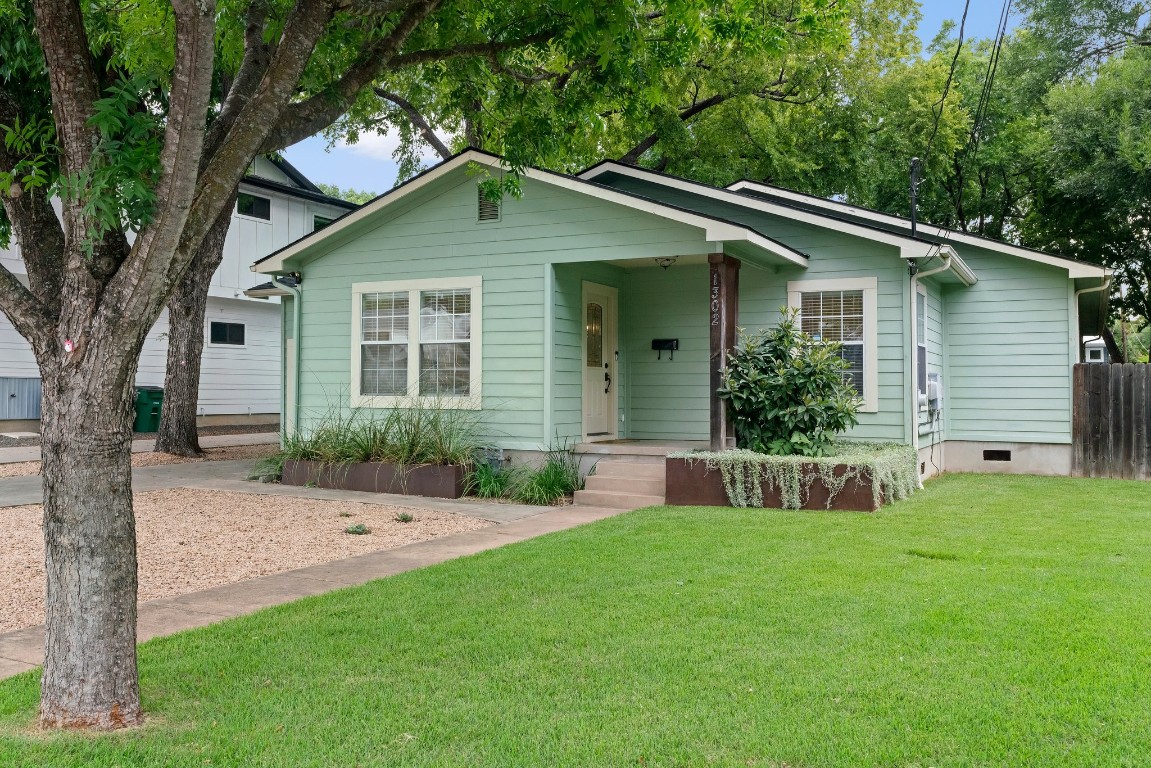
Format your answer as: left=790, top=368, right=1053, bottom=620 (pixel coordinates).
left=0, top=177, right=349, bottom=418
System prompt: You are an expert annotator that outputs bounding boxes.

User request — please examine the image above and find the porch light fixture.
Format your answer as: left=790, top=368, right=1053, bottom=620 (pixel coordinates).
left=653, top=257, right=678, bottom=270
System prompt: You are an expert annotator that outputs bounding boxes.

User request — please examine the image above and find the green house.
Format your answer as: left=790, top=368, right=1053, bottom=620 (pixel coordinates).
left=251, top=150, right=1107, bottom=480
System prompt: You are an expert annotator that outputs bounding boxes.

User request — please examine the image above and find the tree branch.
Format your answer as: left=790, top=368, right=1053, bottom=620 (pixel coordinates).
left=0, top=87, right=66, bottom=317
left=373, top=88, right=452, bottom=159
left=30, top=0, right=102, bottom=251
left=0, top=261, right=52, bottom=346
left=101, top=0, right=219, bottom=328
left=204, top=0, right=274, bottom=161
left=387, top=32, right=556, bottom=68
left=619, top=93, right=730, bottom=165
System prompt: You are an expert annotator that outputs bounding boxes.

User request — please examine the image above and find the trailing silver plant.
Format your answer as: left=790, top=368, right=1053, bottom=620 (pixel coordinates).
left=671, top=442, right=919, bottom=510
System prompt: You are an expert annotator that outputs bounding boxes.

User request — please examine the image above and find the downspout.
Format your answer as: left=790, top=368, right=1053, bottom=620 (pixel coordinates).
left=1073, top=276, right=1111, bottom=363
left=276, top=275, right=303, bottom=437
left=909, top=251, right=952, bottom=477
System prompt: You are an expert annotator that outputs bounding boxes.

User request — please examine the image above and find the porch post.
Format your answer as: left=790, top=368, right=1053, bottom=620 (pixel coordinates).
left=709, top=253, right=740, bottom=451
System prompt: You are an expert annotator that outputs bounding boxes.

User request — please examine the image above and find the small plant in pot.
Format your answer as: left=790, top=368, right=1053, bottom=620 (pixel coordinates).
left=718, top=308, right=860, bottom=457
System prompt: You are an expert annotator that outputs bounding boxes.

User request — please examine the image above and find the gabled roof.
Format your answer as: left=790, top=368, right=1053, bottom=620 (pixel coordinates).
left=242, top=155, right=358, bottom=210
left=724, top=179, right=1105, bottom=279
left=252, top=149, right=807, bottom=274
left=580, top=162, right=1104, bottom=280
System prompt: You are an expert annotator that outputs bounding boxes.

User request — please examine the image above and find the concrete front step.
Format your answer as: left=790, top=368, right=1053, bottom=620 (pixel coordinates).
left=584, top=475, right=665, bottom=496
left=591, top=461, right=666, bottom=480
left=573, top=489, right=665, bottom=510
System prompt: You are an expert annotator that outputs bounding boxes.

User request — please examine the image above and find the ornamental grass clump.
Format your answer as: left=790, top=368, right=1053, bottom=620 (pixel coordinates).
left=718, top=309, right=860, bottom=457
left=267, top=399, right=488, bottom=476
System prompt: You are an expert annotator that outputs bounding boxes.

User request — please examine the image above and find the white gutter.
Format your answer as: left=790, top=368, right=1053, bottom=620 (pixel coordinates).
left=1074, top=276, right=1111, bottom=363
left=908, top=252, right=953, bottom=475
left=277, top=276, right=303, bottom=438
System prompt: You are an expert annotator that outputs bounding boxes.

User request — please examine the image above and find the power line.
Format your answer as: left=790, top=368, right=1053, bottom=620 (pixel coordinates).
left=954, top=0, right=1013, bottom=227
left=923, top=0, right=972, bottom=166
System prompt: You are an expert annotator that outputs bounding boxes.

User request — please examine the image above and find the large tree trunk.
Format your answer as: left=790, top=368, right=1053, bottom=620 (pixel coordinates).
left=37, top=352, right=143, bottom=729
left=155, top=196, right=235, bottom=456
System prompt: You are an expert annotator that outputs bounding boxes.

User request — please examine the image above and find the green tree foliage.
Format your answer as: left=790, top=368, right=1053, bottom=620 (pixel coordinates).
left=1022, top=47, right=1151, bottom=322
left=316, top=183, right=378, bottom=205
left=718, top=309, right=860, bottom=457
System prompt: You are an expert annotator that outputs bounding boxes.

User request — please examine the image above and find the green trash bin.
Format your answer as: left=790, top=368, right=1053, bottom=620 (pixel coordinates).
left=133, top=386, right=164, bottom=433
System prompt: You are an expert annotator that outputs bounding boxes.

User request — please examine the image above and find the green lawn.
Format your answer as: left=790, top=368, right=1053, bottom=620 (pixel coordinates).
left=3, top=473, right=1151, bottom=766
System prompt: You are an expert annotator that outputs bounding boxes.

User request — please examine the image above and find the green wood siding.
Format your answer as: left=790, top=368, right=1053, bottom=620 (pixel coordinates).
left=622, top=264, right=711, bottom=440
left=942, top=247, right=1073, bottom=444
left=294, top=172, right=711, bottom=450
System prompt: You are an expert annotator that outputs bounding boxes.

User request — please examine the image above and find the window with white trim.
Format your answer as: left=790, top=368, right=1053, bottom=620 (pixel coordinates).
left=788, top=277, right=879, bottom=412
left=916, top=290, right=927, bottom=396
left=352, top=277, right=482, bottom=408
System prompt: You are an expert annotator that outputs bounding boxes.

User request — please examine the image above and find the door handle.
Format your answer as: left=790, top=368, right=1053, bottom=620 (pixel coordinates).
left=604, top=369, right=612, bottom=393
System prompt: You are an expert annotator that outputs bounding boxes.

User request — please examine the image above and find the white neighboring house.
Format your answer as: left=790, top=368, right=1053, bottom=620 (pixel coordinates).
left=0, top=156, right=357, bottom=427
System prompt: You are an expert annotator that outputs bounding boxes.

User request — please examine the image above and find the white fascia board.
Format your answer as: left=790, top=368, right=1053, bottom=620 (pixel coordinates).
left=254, top=151, right=807, bottom=274
left=252, top=151, right=489, bottom=274
left=580, top=162, right=914, bottom=250
left=518, top=166, right=808, bottom=267
left=729, top=179, right=1106, bottom=279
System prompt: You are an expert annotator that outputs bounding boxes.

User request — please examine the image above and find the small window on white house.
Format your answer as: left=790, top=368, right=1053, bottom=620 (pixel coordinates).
left=352, top=277, right=482, bottom=408
left=237, top=193, right=271, bottom=220
left=313, top=215, right=334, bottom=232
left=1087, top=348, right=1104, bottom=362
left=789, top=277, right=878, bottom=412
left=209, top=321, right=245, bottom=346
left=477, top=187, right=501, bottom=222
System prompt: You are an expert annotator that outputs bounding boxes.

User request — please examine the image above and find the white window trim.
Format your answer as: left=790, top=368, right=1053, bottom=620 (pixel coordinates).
left=350, top=276, right=483, bottom=409
left=206, top=320, right=248, bottom=349
left=787, top=276, right=879, bottom=413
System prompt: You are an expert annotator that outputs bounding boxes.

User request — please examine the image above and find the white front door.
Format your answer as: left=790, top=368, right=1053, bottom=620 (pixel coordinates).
left=582, top=282, right=618, bottom=440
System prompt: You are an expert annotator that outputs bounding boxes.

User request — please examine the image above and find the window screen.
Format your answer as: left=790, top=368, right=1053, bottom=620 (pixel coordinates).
left=917, top=292, right=927, bottom=394
left=209, top=322, right=245, bottom=345
left=418, top=289, right=471, bottom=396
left=800, top=290, right=865, bottom=394
left=360, top=292, right=409, bottom=396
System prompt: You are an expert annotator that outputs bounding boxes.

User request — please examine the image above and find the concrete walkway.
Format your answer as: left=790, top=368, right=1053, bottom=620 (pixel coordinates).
left=0, top=458, right=625, bottom=680
left=0, top=430, right=279, bottom=465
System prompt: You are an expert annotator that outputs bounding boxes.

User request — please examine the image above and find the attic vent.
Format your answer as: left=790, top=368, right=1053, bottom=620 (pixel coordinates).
left=477, top=187, right=501, bottom=222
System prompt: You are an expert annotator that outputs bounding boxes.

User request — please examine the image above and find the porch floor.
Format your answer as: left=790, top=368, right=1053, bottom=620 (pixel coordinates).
left=574, top=439, right=707, bottom=457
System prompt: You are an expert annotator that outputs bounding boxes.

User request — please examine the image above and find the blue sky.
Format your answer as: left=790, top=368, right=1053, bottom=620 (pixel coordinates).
left=282, top=0, right=1015, bottom=195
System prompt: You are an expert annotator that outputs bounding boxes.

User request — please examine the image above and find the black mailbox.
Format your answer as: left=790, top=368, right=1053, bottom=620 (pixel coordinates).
left=651, top=338, right=679, bottom=360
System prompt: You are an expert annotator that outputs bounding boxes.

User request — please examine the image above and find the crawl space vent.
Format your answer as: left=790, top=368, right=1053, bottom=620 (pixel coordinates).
left=477, top=188, right=501, bottom=222
left=983, top=449, right=1012, bottom=462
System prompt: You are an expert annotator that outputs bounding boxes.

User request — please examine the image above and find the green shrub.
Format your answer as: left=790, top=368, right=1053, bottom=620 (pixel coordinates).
left=511, top=445, right=582, bottom=505
left=718, top=308, right=860, bottom=457
left=467, top=460, right=514, bottom=498
left=344, top=523, right=370, bottom=535
left=393, top=511, right=414, bottom=523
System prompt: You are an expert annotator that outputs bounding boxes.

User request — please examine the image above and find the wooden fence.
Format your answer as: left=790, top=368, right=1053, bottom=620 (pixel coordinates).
left=1072, top=363, right=1151, bottom=479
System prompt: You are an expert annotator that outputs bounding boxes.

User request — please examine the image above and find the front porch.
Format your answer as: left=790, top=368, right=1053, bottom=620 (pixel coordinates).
left=551, top=252, right=765, bottom=454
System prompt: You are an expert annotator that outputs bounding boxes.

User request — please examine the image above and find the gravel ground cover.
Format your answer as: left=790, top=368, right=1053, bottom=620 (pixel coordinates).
left=0, top=443, right=278, bottom=478
left=0, top=423, right=278, bottom=449
left=0, top=488, right=491, bottom=633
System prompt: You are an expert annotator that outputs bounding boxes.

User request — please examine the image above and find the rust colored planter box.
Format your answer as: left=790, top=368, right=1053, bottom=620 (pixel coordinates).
left=281, top=459, right=466, bottom=499
left=665, top=457, right=879, bottom=512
